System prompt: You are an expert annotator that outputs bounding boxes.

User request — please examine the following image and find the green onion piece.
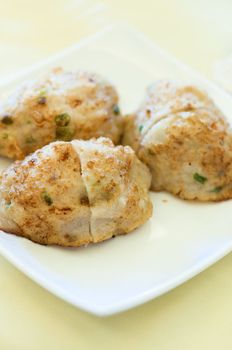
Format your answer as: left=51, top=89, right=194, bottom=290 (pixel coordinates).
left=1, top=115, right=13, bottom=125
left=38, top=89, right=47, bottom=97
left=193, top=173, right=207, bottom=184
left=55, top=113, right=71, bottom=127
left=56, top=126, right=74, bottom=141
left=139, top=125, right=143, bottom=132
left=113, top=105, right=120, bottom=115
left=25, top=136, right=36, bottom=144
left=42, top=191, right=53, bottom=206
left=211, top=186, right=223, bottom=193
left=5, top=201, right=11, bottom=208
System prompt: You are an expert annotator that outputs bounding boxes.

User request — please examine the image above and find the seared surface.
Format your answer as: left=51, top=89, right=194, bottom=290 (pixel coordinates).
left=0, top=68, right=122, bottom=159
left=0, top=138, right=152, bottom=246
left=123, top=80, right=232, bottom=201
left=72, top=138, right=152, bottom=242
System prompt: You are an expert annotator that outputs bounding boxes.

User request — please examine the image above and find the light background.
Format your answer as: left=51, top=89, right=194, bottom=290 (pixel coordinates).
left=0, top=0, right=232, bottom=349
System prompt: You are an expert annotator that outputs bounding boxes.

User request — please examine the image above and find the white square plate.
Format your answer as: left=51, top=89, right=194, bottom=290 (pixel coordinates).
left=0, top=24, right=232, bottom=316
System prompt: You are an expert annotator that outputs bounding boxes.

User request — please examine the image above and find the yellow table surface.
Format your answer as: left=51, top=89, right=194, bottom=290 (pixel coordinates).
left=1, top=1, right=232, bottom=349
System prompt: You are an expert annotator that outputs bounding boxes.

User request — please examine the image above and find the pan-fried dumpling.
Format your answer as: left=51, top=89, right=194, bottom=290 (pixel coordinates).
left=0, top=138, right=152, bottom=246
left=0, top=68, right=122, bottom=159
left=123, top=80, right=232, bottom=201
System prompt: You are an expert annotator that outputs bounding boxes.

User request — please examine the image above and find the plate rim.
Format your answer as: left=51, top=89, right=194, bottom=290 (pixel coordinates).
left=0, top=231, right=232, bottom=316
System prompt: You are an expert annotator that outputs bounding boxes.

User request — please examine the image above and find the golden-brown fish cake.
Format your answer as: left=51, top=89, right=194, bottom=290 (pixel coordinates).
left=0, top=68, right=122, bottom=159
left=72, top=138, right=152, bottom=242
left=0, top=138, right=152, bottom=246
left=123, top=80, right=232, bottom=201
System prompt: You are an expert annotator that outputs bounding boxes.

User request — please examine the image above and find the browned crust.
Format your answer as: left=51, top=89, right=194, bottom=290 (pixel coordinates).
left=0, top=68, right=123, bottom=160
left=0, top=138, right=152, bottom=247
left=124, top=80, right=232, bottom=202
